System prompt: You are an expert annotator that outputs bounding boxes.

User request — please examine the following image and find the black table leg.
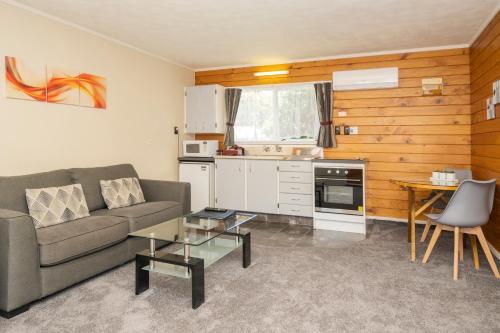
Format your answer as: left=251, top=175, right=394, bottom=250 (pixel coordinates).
left=191, top=260, right=205, bottom=309
left=242, top=232, right=251, bottom=268
left=135, top=254, right=150, bottom=295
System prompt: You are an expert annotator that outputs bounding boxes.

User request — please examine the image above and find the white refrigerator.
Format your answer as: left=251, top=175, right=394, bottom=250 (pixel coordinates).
left=179, top=162, right=215, bottom=213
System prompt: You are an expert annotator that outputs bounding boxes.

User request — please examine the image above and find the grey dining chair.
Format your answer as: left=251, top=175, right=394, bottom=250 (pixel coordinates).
left=420, top=168, right=473, bottom=243
left=421, top=179, right=499, bottom=280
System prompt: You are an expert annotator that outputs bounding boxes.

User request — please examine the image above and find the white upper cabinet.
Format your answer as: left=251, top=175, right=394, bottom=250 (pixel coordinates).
left=246, top=160, right=278, bottom=214
left=185, top=84, right=226, bottom=134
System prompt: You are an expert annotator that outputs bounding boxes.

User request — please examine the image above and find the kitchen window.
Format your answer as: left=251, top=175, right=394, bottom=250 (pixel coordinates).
left=235, top=83, right=319, bottom=144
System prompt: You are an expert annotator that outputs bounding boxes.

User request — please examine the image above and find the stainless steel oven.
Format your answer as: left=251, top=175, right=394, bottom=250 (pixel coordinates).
left=314, top=165, right=364, bottom=215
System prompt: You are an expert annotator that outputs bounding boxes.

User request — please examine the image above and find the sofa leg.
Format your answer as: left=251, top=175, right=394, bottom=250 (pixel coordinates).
left=0, top=304, right=30, bottom=319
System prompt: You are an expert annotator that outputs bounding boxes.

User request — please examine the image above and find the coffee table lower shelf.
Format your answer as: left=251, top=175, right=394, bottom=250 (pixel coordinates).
left=135, top=230, right=251, bottom=309
left=143, top=236, right=243, bottom=278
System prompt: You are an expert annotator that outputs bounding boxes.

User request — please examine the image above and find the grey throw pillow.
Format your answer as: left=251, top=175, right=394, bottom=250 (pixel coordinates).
left=100, top=177, right=145, bottom=209
left=26, top=184, right=90, bottom=228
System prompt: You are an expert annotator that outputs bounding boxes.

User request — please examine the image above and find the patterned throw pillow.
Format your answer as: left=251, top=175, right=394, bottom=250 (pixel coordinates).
left=100, top=177, right=145, bottom=209
left=26, top=184, right=90, bottom=228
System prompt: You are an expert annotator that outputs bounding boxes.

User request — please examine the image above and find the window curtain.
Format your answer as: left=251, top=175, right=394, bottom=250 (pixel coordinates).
left=314, top=82, right=336, bottom=148
left=224, top=88, right=242, bottom=147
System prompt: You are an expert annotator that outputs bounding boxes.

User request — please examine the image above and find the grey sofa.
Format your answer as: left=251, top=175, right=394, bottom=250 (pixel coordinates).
left=0, top=164, right=190, bottom=319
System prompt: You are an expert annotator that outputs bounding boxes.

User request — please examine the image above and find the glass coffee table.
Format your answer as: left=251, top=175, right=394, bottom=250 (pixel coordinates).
left=128, top=212, right=256, bottom=309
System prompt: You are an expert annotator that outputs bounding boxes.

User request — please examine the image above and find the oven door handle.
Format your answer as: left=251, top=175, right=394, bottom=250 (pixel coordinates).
left=316, top=177, right=361, bottom=182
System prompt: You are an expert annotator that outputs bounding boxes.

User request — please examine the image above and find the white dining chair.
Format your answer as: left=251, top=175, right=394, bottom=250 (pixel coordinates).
left=422, top=179, right=499, bottom=280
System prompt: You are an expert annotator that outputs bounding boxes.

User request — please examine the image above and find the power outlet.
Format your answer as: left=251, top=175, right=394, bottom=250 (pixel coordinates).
left=174, top=126, right=179, bottom=135
left=349, top=126, right=358, bottom=135
left=338, top=111, right=347, bottom=117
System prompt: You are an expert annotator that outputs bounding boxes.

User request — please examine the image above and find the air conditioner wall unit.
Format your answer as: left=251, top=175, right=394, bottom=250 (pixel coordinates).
left=332, top=67, right=399, bottom=91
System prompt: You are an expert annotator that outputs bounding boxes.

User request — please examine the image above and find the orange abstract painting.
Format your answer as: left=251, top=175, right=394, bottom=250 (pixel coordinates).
left=46, top=66, right=80, bottom=106
left=5, top=56, right=46, bottom=101
left=5, top=56, right=107, bottom=109
left=79, top=73, right=107, bottom=109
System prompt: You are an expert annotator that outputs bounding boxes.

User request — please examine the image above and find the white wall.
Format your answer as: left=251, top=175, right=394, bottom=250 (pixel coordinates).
left=0, top=2, right=194, bottom=180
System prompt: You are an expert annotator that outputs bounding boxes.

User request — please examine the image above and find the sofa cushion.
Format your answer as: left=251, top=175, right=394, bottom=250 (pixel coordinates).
left=69, top=164, right=139, bottom=211
left=26, top=184, right=90, bottom=228
left=0, top=169, right=72, bottom=213
left=36, top=215, right=128, bottom=266
left=93, top=201, right=182, bottom=232
left=100, top=177, right=145, bottom=209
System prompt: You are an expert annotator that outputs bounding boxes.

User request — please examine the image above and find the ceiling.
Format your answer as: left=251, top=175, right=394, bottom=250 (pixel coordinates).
left=8, top=0, right=500, bottom=70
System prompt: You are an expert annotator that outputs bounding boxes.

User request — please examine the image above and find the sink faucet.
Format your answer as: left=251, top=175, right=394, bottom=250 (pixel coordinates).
left=275, top=145, right=283, bottom=153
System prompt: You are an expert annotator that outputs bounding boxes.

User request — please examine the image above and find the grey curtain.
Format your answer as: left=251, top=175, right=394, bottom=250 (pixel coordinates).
left=224, top=88, right=242, bottom=147
left=314, top=82, right=336, bottom=148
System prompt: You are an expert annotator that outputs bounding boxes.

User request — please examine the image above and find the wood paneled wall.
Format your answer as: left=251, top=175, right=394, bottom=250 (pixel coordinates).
left=195, top=48, right=472, bottom=220
left=471, top=11, right=500, bottom=251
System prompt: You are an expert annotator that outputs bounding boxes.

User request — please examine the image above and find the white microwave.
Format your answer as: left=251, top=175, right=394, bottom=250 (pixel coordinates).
left=183, top=140, right=219, bottom=157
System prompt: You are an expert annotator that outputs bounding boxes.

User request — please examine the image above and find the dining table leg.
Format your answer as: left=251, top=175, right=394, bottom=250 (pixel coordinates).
left=407, top=202, right=411, bottom=243
left=408, top=188, right=416, bottom=261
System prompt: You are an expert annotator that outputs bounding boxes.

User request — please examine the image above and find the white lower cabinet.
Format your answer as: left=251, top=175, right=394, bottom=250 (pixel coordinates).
left=246, top=160, right=278, bottom=214
left=215, top=158, right=313, bottom=217
left=279, top=193, right=313, bottom=206
left=215, top=159, right=246, bottom=211
left=278, top=161, right=313, bottom=218
left=279, top=204, right=313, bottom=217
left=279, top=182, right=312, bottom=194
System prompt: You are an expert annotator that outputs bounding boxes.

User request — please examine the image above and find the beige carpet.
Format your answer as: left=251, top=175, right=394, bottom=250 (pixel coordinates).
left=1, top=221, right=499, bottom=333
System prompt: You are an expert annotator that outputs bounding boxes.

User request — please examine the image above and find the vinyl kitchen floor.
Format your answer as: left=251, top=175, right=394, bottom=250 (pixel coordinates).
left=1, top=220, right=499, bottom=333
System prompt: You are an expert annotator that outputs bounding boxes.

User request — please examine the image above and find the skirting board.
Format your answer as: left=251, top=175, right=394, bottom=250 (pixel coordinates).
left=369, top=215, right=500, bottom=260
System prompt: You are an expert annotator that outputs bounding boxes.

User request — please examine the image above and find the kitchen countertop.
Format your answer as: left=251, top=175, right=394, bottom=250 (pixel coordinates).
left=313, top=158, right=366, bottom=164
left=214, top=155, right=366, bottom=163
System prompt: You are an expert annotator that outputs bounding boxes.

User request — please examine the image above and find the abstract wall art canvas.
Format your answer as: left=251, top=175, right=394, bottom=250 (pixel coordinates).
left=5, top=56, right=47, bottom=101
left=79, top=73, right=107, bottom=109
left=46, top=66, right=80, bottom=106
left=4, top=56, right=107, bottom=109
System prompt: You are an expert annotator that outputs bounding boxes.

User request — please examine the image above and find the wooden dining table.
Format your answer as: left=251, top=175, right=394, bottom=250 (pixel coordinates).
left=390, top=179, right=459, bottom=262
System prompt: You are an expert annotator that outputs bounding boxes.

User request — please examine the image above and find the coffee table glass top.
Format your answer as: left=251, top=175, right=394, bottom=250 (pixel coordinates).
left=128, top=212, right=256, bottom=246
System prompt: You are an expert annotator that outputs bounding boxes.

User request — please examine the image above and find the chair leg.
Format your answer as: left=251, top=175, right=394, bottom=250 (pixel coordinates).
left=420, top=221, right=432, bottom=243
left=469, top=234, right=480, bottom=270
left=453, top=227, right=460, bottom=280
left=475, top=227, right=500, bottom=278
left=422, top=224, right=442, bottom=264
left=459, top=232, right=464, bottom=262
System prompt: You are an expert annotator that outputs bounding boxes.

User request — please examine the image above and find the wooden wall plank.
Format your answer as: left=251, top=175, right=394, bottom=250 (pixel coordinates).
left=336, top=135, right=470, bottom=145
left=335, top=115, right=470, bottom=126
left=471, top=10, right=500, bottom=251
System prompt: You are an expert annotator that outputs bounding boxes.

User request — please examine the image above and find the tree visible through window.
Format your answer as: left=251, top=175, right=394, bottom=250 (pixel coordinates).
left=235, top=83, right=318, bottom=143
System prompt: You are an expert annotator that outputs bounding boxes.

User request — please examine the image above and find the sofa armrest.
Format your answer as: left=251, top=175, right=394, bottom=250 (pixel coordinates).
left=140, top=179, right=191, bottom=214
left=0, top=209, right=41, bottom=312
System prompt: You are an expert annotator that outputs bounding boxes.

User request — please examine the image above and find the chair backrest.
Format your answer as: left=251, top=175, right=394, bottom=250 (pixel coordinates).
left=436, top=179, right=496, bottom=227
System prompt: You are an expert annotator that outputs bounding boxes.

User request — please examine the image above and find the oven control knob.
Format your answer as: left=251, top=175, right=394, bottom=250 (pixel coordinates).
left=327, top=170, right=332, bottom=174
left=344, top=170, right=349, bottom=174
left=335, top=170, right=339, bottom=174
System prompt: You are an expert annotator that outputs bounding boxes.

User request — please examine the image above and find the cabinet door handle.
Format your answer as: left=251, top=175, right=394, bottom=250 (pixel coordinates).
left=291, top=209, right=300, bottom=212
left=291, top=198, right=299, bottom=201
left=291, top=176, right=300, bottom=179
left=290, top=187, right=300, bottom=190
